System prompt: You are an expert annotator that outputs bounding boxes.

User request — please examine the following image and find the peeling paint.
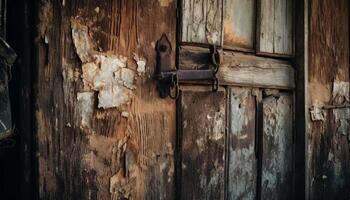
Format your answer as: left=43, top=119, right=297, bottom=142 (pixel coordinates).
left=121, top=112, right=129, bottom=118
left=71, top=19, right=95, bottom=62
left=71, top=19, right=138, bottom=109
left=77, top=92, right=94, bottom=128
left=133, top=54, right=146, bottom=75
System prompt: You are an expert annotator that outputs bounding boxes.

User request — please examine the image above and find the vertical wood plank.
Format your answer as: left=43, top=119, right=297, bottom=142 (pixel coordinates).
left=258, top=0, right=275, bottom=53
left=223, top=0, right=255, bottom=49
left=181, top=0, right=223, bottom=45
left=180, top=87, right=225, bottom=200
left=308, top=1, right=350, bottom=199
left=261, top=93, right=293, bottom=199
left=228, top=87, right=257, bottom=199
left=258, top=0, right=293, bottom=55
left=273, top=0, right=293, bottom=54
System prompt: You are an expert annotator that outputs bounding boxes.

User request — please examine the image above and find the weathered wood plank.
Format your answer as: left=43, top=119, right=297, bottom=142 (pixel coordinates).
left=261, top=93, right=293, bottom=200
left=273, top=0, right=293, bottom=54
left=258, top=0, right=293, bottom=56
left=179, top=46, right=295, bottom=89
left=180, top=86, right=225, bottom=200
left=308, top=0, right=350, bottom=199
left=258, top=0, right=274, bottom=53
left=228, top=87, right=256, bottom=199
left=223, top=0, right=255, bottom=49
left=181, top=0, right=223, bottom=45
left=35, top=0, right=177, bottom=199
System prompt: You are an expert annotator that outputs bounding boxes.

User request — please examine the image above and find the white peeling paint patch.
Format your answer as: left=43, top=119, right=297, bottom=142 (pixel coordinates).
left=71, top=20, right=94, bottom=63
left=133, top=54, right=146, bottom=75
left=158, top=0, right=173, bottom=7
left=98, top=87, right=131, bottom=109
left=332, top=81, right=349, bottom=104
left=121, top=111, right=129, bottom=118
left=72, top=19, right=138, bottom=109
left=81, top=55, right=135, bottom=109
left=77, top=92, right=94, bottom=128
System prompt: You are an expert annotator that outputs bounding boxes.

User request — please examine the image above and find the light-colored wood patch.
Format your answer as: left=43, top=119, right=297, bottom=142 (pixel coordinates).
left=181, top=0, right=223, bottom=44
left=262, top=93, right=293, bottom=199
left=258, top=0, right=293, bottom=55
left=228, top=87, right=257, bottom=199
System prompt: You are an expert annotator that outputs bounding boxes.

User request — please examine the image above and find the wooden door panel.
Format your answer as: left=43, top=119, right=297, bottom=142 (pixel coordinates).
left=261, top=93, right=293, bottom=199
left=181, top=0, right=223, bottom=45
left=223, top=0, right=256, bottom=50
left=228, top=87, right=257, bottom=199
left=257, top=0, right=294, bottom=56
left=179, top=86, right=226, bottom=200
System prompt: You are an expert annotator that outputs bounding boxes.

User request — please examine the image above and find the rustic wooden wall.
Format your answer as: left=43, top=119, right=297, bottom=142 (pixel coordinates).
left=308, top=0, right=350, bottom=199
left=35, top=0, right=176, bottom=199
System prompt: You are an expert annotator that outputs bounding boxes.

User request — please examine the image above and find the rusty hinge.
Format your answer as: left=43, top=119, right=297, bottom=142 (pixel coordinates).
left=154, top=34, right=220, bottom=99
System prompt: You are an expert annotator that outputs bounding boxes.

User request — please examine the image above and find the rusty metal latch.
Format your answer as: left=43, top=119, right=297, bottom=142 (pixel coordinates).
left=154, top=34, right=220, bottom=99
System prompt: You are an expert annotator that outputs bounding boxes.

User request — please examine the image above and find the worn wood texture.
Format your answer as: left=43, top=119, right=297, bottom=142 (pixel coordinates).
left=181, top=0, right=223, bottom=45
left=261, top=93, right=293, bottom=199
left=228, top=87, right=256, bottom=199
left=179, top=46, right=295, bottom=89
left=308, top=0, right=350, bottom=199
left=258, top=0, right=293, bottom=56
left=223, top=0, right=255, bottom=50
left=180, top=87, right=225, bottom=200
left=35, top=0, right=176, bottom=199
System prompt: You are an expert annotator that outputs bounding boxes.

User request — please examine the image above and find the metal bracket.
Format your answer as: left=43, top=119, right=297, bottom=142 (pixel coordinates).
left=154, top=34, right=220, bottom=99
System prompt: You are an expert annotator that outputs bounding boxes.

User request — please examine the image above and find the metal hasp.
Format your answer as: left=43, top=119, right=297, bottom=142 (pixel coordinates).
left=0, top=37, right=17, bottom=140
left=154, top=34, right=220, bottom=99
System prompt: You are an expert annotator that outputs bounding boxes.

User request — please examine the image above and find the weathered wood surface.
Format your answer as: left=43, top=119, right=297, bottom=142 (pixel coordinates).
left=179, top=46, right=295, bottom=89
left=180, top=86, right=225, bottom=200
left=228, top=87, right=256, bottom=199
left=223, top=0, right=255, bottom=50
left=261, top=93, right=293, bottom=200
left=308, top=0, right=350, bottom=199
left=258, top=0, right=293, bottom=56
left=181, top=0, right=223, bottom=45
left=35, top=0, right=176, bottom=199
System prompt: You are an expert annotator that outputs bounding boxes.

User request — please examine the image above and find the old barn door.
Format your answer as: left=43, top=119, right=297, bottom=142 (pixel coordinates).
left=172, top=0, right=295, bottom=199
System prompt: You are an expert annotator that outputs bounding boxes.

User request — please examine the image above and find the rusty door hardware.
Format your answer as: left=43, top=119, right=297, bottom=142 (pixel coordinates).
left=154, top=34, right=220, bottom=99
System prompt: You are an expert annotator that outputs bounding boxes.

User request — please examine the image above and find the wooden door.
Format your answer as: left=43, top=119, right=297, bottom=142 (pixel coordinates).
left=176, top=0, right=295, bottom=199
left=34, top=0, right=295, bottom=199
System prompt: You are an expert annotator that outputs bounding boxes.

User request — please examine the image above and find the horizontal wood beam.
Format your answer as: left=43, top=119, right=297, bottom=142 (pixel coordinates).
left=179, top=46, right=295, bottom=89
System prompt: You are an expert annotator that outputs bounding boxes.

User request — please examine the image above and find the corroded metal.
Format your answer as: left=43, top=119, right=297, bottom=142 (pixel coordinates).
left=154, top=34, right=220, bottom=99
